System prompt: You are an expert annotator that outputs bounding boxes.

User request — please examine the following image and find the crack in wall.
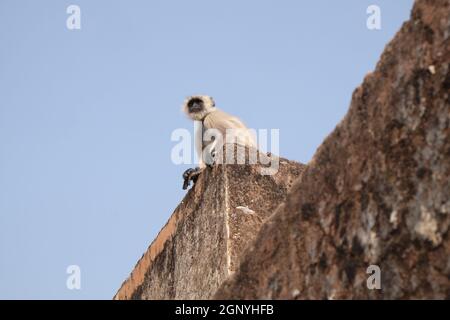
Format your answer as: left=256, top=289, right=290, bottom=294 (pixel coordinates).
left=224, top=165, right=232, bottom=275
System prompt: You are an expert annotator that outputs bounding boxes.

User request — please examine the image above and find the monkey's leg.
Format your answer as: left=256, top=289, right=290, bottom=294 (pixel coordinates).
left=182, top=167, right=204, bottom=190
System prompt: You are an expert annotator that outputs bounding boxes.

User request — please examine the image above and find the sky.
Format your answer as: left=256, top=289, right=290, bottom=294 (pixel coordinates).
left=0, top=0, right=414, bottom=299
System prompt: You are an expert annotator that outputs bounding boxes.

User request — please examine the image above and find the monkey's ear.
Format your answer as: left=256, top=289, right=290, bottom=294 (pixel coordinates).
left=210, top=96, right=216, bottom=107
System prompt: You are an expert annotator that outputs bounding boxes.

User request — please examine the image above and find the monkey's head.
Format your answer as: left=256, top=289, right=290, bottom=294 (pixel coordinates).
left=183, top=95, right=216, bottom=121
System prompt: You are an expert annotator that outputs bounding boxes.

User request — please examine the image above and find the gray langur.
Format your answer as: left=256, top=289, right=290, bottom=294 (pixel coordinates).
left=182, top=95, right=256, bottom=189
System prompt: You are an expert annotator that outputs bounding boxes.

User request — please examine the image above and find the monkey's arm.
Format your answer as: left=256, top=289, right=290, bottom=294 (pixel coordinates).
left=195, top=121, right=208, bottom=169
left=182, top=122, right=207, bottom=190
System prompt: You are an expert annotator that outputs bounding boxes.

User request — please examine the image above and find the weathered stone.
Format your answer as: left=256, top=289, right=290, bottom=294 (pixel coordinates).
left=113, top=148, right=305, bottom=300
left=214, top=0, right=450, bottom=299
left=115, top=0, right=449, bottom=300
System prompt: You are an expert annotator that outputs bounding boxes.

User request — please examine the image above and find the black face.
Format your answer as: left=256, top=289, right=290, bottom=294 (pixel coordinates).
left=187, top=98, right=204, bottom=113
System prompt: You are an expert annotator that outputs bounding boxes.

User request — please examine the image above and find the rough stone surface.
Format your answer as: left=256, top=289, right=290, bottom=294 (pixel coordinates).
left=214, top=0, right=450, bottom=299
left=113, top=149, right=305, bottom=300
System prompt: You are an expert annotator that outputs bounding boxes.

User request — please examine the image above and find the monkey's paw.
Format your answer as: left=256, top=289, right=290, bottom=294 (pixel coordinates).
left=182, top=167, right=202, bottom=190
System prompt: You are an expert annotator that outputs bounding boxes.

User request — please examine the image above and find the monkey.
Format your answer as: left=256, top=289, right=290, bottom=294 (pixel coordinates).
left=182, top=95, right=256, bottom=189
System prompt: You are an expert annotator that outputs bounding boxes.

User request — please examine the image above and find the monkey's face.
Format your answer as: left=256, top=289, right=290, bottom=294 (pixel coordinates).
left=187, top=98, right=204, bottom=113
left=183, top=95, right=215, bottom=121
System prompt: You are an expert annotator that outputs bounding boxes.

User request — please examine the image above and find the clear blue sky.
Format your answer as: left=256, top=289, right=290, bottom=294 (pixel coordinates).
left=0, top=0, right=414, bottom=299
